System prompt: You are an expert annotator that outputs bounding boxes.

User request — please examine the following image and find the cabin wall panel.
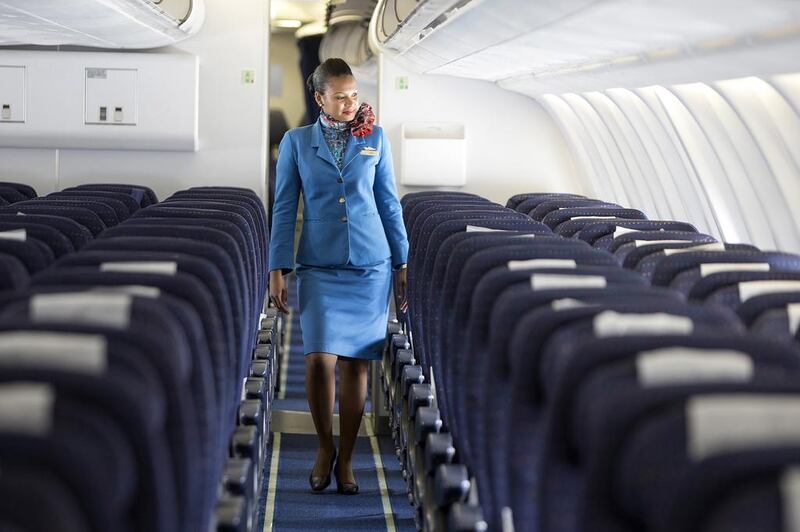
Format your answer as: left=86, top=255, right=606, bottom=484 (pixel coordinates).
left=539, top=74, right=800, bottom=252
left=0, top=0, right=270, bottom=201
left=378, top=55, right=581, bottom=204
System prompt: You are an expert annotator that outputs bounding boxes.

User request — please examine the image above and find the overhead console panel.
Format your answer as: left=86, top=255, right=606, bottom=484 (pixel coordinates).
left=0, top=0, right=205, bottom=49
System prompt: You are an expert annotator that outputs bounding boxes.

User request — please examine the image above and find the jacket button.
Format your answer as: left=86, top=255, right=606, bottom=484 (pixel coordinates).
left=336, top=177, right=343, bottom=183
left=340, top=216, right=348, bottom=223
left=338, top=197, right=345, bottom=204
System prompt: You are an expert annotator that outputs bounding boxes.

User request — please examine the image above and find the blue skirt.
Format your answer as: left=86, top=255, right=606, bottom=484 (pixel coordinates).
left=295, top=259, right=392, bottom=360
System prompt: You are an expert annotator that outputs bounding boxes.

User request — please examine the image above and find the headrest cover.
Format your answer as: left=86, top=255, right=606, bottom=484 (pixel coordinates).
left=633, top=239, right=693, bottom=248
left=508, top=259, right=576, bottom=271
left=0, top=383, right=55, bottom=436
left=788, top=303, right=800, bottom=336
left=0, top=332, right=107, bottom=374
left=100, top=261, right=178, bottom=275
left=739, top=281, right=800, bottom=302
left=700, top=263, right=770, bottom=277
left=551, top=298, right=590, bottom=311
left=636, top=347, right=753, bottom=387
left=91, top=285, right=161, bottom=298
left=687, top=395, right=800, bottom=461
left=780, top=468, right=800, bottom=532
left=594, top=311, right=693, bottom=337
left=613, top=226, right=641, bottom=238
left=465, top=225, right=511, bottom=233
left=663, top=242, right=725, bottom=256
left=530, top=274, right=606, bottom=291
left=31, top=292, right=133, bottom=329
left=568, top=216, right=617, bottom=221
left=0, top=228, right=26, bottom=242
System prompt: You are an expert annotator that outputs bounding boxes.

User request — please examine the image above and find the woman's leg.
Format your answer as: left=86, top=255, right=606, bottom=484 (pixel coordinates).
left=336, top=357, right=370, bottom=483
left=306, top=352, right=338, bottom=477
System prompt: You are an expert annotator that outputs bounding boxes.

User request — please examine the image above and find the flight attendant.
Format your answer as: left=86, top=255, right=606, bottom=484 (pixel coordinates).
left=268, top=58, right=409, bottom=495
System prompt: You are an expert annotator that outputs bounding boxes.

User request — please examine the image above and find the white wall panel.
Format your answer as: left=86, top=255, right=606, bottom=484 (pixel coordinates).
left=605, top=88, right=687, bottom=222
left=636, top=86, right=722, bottom=238
left=716, top=77, right=800, bottom=250
left=562, top=93, right=633, bottom=206
left=583, top=91, right=663, bottom=219
left=672, top=82, right=783, bottom=249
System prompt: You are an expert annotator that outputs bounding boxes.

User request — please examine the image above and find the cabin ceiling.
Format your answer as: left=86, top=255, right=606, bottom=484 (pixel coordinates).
left=0, top=0, right=203, bottom=49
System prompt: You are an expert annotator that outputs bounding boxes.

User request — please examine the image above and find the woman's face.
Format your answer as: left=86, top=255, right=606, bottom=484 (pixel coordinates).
left=315, top=75, right=359, bottom=122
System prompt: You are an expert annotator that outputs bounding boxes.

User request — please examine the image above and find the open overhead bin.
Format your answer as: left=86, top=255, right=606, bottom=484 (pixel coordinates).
left=0, top=0, right=205, bottom=49
left=319, top=0, right=377, bottom=66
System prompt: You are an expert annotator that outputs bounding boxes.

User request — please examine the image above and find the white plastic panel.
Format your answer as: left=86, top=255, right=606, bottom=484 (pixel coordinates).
left=0, top=65, right=25, bottom=123
left=85, top=68, right=138, bottom=126
left=400, top=122, right=466, bottom=186
left=0, top=50, right=198, bottom=151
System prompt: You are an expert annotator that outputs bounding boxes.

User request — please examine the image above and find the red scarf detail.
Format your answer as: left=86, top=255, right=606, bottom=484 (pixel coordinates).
left=350, top=102, right=375, bottom=137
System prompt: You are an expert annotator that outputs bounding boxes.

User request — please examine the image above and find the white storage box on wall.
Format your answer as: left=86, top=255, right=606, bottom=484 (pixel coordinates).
left=400, top=122, right=466, bottom=186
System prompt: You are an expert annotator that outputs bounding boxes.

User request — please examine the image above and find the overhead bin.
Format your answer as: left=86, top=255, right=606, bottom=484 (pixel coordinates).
left=0, top=0, right=205, bottom=49
left=370, top=0, right=800, bottom=90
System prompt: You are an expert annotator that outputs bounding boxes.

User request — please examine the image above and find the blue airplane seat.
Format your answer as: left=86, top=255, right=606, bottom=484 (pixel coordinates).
left=49, top=190, right=140, bottom=216
left=22, top=198, right=120, bottom=227
left=484, top=300, right=736, bottom=521
left=529, top=198, right=619, bottom=222
left=0, top=468, right=94, bottom=532
left=0, top=182, right=37, bottom=200
left=737, top=292, right=800, bottom=328
left=632, top=243, right=759, bottom=280
left=512, top=195, right=595, bottom=218
left=0, top=213, right=93, bottom=250
left=0, top=252, right=28, bottom=293
left=0, top=303, right=205, bottom=532
left=70, top=183, right=158, bottom=207
left=2, top=204, right=106, bottom=237
left=580, top=381, right=800, bottom=532
left=131, top=206, right=259, bottom=300
left=0, top=236, right=56, bottom=274
left=0, top=186, right=28, bottom=204
left=43, top=193, right=132, bottom=222
left=545, top=207, right=647, bottom=232
left=0, top=221, right=75, bottom=258
left=690, top=271, right=800, bottom=310
left=0, top=361, right=178, bottom=532
left=117, top=218, right=256, bottom=324
left=30, top=268, right=238, bottom=428
left=650, top=251, right=800, bottom=294
left=505, top=192, right=586, bottom=211
left=609, top=230, right=718, bottom=267
left=575, top=220, right=698, bottom=249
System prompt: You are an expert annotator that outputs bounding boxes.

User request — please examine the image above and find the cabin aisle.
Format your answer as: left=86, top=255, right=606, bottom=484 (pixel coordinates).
left=258, top=276, right=416, bottom=532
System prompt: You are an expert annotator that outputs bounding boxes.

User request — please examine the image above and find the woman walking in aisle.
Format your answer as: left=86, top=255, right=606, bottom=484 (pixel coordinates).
left=268, top=58, right=409, bottom=495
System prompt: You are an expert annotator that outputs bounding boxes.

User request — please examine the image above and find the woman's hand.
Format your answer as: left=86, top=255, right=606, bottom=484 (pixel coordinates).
left=269, top=270, right=290, bottom=314
left=395, top=268, right=408, bottom=313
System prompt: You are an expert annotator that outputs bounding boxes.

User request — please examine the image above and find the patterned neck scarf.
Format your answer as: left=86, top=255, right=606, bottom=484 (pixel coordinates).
left=319, top=102, right=376, bottom=170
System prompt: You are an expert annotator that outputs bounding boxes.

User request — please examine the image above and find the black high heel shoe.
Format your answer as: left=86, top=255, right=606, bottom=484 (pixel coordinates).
left=333, top=461, right=359, bottom=495
left=309, top=449, right=337, bottom=492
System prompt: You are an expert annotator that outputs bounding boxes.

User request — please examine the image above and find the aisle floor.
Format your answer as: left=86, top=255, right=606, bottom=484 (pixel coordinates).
left=258, top=277, right=416, bottom=532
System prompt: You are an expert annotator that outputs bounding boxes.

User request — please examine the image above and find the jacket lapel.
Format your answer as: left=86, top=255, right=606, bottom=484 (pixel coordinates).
left=341, top=134, right=366, bottom=172
left=311, top=120, right=338, bottom=170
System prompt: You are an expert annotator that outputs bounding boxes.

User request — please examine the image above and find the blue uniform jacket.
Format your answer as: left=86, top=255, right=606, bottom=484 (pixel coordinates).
left=268, top=119, right=409, bottom=273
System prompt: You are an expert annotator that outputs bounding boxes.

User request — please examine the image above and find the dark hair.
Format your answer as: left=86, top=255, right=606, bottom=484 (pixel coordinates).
left=306, top=58, right=353, bottom=95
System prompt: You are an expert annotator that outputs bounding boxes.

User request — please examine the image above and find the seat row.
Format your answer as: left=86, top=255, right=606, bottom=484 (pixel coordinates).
left=382, top=190, right=800, bottom=532
left=0, top=182, right=280, bottom=532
